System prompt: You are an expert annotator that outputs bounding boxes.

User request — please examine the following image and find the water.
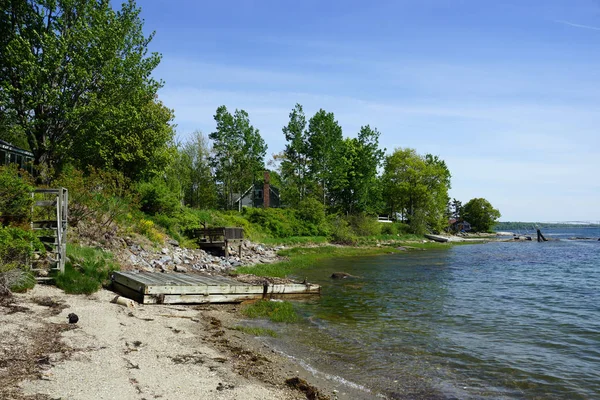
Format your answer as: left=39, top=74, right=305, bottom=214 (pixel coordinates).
left=254, top=228, right=600, bottom=399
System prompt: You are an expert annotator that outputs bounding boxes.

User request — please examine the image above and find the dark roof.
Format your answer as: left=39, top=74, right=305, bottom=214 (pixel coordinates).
left=0, top=139, right=34, bottom=157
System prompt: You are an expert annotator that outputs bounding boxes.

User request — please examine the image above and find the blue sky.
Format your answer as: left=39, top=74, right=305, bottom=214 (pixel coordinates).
left=139, top=0, right=600, bottom=222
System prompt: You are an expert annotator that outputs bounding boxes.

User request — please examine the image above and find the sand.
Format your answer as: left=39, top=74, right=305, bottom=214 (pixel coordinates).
left=0, top=285, right=334, bottom=400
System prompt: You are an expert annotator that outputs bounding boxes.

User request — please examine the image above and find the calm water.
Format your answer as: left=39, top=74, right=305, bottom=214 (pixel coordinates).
left=252, top=228, right=600, bottom=399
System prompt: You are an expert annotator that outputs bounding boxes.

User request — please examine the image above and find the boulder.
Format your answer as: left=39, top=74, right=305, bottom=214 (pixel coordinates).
left=331, top=272, right=358, bottom=279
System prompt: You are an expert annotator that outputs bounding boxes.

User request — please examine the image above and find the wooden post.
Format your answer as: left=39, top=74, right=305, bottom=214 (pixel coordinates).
left=263, top=171, right=270, bottom=208
left=537, top=229, right=548, bottom=242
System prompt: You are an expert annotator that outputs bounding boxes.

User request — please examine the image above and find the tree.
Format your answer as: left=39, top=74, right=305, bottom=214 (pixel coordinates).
left=306, top=109, right=345, bottom=207
left=209, top=106, right=267, bottom=210
left=337, top=125, right=385, bottom=214
left=0, top=0, right=173, bottom=178
left=462, top=198, right=501, bottom=232
left=381, top=148, right=451, bottom=233
left=449, top=198, right=463, bottom=220
left=280, top=104, right=311, bottom=207
left=176, top=131, right=217, bottom=209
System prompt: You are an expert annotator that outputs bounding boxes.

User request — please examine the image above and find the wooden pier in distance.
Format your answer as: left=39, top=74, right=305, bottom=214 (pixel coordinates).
left=111, top=271, right=320, bottom=304
left=191, top=227, right=244, bottom=258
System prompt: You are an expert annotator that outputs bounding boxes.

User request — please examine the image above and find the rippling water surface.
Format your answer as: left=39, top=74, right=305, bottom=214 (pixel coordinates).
left=258, top=229, right=600, bottom=399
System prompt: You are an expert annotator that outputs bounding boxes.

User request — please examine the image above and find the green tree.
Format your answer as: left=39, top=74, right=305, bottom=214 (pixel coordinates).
left=280, top=104, right=311, bottom=207
left=306, top=109, right=345, bottom=207
left=462, top=198, right=501, bottom=232
left=209, top=106, right=267, bottom=210
left=381, top=148, right=451, bottom=233
left=338, top=125, right=385, bottom=214
left=175, top=131, right=217, bottom=209
left=0, top=0, right=173, bottom=178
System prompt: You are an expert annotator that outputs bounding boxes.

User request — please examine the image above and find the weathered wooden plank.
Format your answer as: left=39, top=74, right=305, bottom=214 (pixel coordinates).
left=112, top=281, right=145, bottom=303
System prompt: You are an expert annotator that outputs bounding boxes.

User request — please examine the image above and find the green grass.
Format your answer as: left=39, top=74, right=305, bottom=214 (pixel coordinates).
left=259, top=236, right=329, bottom=246
left=235, top=245, right=400, bottom=278
left=54, top=244, right=119, bottom=294
left=241, top=300, right=299, bottom=323
left=233, top=325, right=278, bottom=337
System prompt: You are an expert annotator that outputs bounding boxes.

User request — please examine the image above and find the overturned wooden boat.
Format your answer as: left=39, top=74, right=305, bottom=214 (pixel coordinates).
left=424, top=234, right=450, bottom=243
left=111, top=271, right=320, bottom=304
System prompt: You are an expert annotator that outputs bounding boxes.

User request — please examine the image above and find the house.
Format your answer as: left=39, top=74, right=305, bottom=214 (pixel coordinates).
left=0, top=139, right=34, bottom=173
left=234, top=171, right=281, bottom=209
left=449, top=218, right=471, bottom=232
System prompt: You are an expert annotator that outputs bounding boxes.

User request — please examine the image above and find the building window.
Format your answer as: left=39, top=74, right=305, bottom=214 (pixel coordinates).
left=0, top=150, right=5, bottom=165
left=255, top=189, right=263, bottom=199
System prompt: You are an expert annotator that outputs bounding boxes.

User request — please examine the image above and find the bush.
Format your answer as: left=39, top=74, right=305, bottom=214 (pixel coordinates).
left=55, top=167, right=136, bottom=229
left=0, top=226, right=44, bottom=295
left=348, top=213, right=381, bottom=236
left=55, top=244, right=118, bottom=294
left=137, top=177, right=180, bottom=216
left=296, top=197, right=326, bottom=225
left=0, top=165, right=34, bottom=226
left=328, top=215, right=357, bottom=245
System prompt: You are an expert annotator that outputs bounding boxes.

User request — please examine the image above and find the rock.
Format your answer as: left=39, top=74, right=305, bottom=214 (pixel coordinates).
left=173, top=256, right=182, bottom=265
left=161, top=248, right=169, bottom=255
left=331, top=272, right=358, bottom=279
left=168, top=239, right=180, bottom=247
left=174, top=265, right=188, bottom=273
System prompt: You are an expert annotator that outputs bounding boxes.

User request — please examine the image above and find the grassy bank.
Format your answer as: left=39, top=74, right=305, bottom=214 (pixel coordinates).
left=235, top=242, right=451, bottom=278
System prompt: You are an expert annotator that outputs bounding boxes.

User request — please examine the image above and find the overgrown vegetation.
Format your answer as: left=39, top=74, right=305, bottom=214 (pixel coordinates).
left=54, top=245, right=118, bottom=295
left=241, top=300, right=299, bottom=323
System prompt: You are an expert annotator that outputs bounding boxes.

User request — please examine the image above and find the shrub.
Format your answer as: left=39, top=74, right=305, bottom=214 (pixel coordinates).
left=0, top=227, right=44, bottom=295
left=54, top=167, right=136, bottom=228
left=0, top=165, right=34, bottom=226
left=328, top=215, right=357, bottom=245
left=55, top=244, right=118, bottom=294
left=296, top=197, right=326, bottom=225
left=348, top=213, right=381, bottom=237
left=380, top=223, right=396, bottom=235
left=136, top=177, right=180, bottom=216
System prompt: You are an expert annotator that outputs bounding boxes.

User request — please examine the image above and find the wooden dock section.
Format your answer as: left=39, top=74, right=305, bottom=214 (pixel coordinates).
left=111, top=271, right=320, bottom=304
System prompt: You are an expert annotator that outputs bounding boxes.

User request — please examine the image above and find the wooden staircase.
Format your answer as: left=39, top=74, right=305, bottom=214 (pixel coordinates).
left=30, top=188, right=68, bottom=279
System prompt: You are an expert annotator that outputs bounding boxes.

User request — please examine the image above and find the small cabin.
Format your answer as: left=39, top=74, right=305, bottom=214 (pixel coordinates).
left=234, top=171, right=281, bottom=209
left=449, top=218, right=471, bottom=232
left=0, top=140, right=34, bottom=173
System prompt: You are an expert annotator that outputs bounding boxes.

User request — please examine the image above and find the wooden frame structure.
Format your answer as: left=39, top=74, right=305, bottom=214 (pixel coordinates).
left=31, top=188, right=68, bottom=277
left=192, top=227, right=244, bottom=258
left=112, top=271, right=320, bottom=304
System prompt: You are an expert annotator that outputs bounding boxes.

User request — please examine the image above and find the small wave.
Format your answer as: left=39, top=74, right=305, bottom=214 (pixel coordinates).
left=273, top=348, right=373, bottom=393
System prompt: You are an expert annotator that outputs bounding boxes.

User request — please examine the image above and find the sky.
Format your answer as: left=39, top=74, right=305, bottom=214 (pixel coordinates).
left=138, top=0, right=600, bottom=222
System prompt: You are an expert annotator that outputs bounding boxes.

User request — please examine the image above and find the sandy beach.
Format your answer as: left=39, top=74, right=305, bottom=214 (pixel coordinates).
left=0, top=284, right=335, bottom=400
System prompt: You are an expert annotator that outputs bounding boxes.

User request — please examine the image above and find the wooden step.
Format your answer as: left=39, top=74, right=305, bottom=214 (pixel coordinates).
left=32, top=220, right=59, bottom=229
left=35, top=200, right=57, bottom=207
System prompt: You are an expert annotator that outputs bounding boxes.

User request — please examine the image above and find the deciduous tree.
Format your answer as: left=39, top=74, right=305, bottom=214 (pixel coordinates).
left=462, top=198, right=501, bottom=232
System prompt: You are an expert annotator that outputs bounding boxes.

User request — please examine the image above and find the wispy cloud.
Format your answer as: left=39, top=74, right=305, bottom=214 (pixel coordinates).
left=555, top=19, right=600, bottom=31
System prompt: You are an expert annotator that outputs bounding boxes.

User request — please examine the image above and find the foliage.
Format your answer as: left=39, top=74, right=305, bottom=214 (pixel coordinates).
left=137, top=177, right=181, bottom=216
left=327, top=215, right=357, bottom=245
left=381, top=148, right=451, bottom=234
left=336, top=126, right=385, bottom=214
left=55, top=244, right=118, bottom=294
left=306, top=109, right=346, bottom=207
left=462, top=198, right=501, bottom=232
left=171, top=131, right=217, bottom=209
left=295, top=197, right=326, bottom=226
left=244, top=207, right=328, bottom=238
left=279, top=104, right=312, bottom=207
left=54, top=167, right=136, bottom=229
left=0, top=226, right=44, bottom=295
left=0, top=226, right=44, bottom=267
left=347, top=213, right=382, bottom=237
left=233, top=325, right=277, bottom=337
left=241, top=300, right=299, bottom=323
left=0, top=0, right=173, bottom=178
left=209, top=106, right=267, bottom=209
left=0, top=165, right=34, bottom=226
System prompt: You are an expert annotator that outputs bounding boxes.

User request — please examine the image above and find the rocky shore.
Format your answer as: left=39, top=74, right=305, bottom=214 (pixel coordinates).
left=117, top=239, right=283, bottom=274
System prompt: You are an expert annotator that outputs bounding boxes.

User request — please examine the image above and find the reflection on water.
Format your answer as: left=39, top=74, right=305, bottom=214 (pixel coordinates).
left=260, top=232, right=600, bottom=399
